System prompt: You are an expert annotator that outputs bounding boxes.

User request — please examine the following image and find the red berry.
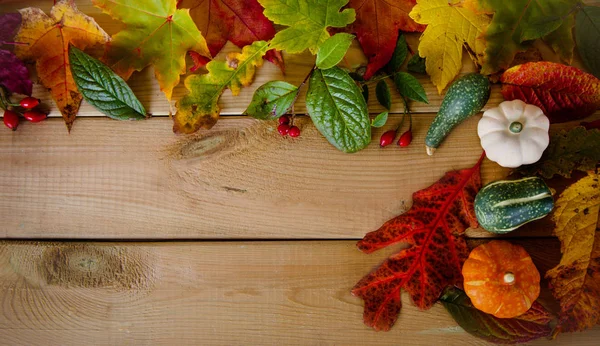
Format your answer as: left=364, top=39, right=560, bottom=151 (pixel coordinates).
left=3, top=110, right=19, bottom=130
left=379, top=130, right=396, bottom=147
left=288, top=126, right=300, bottom=137
left=398, top=130, right=412, bottom=147
left=23, top=110, right=47, bottom=123
left=277, top=124, right=290, bottom=136
left=19, top=97, right=40, bottom=109
left=278, top=115, right=290, bottom=125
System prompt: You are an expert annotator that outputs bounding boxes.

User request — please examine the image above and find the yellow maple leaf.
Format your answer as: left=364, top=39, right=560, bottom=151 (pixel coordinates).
left=14, top=0, right=110, bottom=130
left=546, top=171, right=600, bottom=335
left=409, top=0, right=490, bottom=93
left=173, top=41, right=268, bottom=134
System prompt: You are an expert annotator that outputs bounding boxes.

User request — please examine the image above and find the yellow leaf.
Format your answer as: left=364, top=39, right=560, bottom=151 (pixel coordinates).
left=409, top=0, right=490, bottom=93
left=14, top=0, right=110, bottom=130
left=173, top=41, right=268, bottom=134
left=546, top=171, right=600, bottom=335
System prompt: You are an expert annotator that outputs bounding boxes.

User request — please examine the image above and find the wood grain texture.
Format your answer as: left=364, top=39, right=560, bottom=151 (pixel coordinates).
left=0, top=239, right=598, bottom=346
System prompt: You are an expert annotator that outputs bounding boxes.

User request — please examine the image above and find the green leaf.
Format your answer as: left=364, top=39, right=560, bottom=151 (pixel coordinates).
left=544, top=13, right=575, bottom=63
left=386, top=33, right=408, bottom=72
left=316, top=33, right=354, bottom=70
left=375, top=80, right=391, bottom=110
left=306, top=66, right=371, bottom=153
left=258, top=0, right=355, bottom=54
left=371, top=111, right=388, bottom=128
left=244, top=81, right=298, bottom=120
left=440, top=287, right=552, bottom=344
left=68, top=46, right=146, bottom=121
left=576, top=5, right=600, bottom=78
left=393, top=72, right=428, bottom=104
left=518, top=127, right=600, bottom=179
left=361, top=84, right=369, bottom=103
left=407, top=54, right=426, bottom=74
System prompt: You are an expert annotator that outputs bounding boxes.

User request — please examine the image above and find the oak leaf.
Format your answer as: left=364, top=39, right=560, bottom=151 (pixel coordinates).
left=546, top=171, right=600, bottom=335
left=179, top=0, right=284, bottom=71
left=501, top=62, right=600, bottom=123
left=348, top=0, right=424, bottom=80
left=258, top=0, right=355, bottom=54
left=92, top=0, right=210, bottom=101
left=14, top=0, right=110, bottom=129
left=352, top=154, right=484, bottom=331
left=409, top=0, right=490, bottom=93
left=174, top=41, right=268, bottom=134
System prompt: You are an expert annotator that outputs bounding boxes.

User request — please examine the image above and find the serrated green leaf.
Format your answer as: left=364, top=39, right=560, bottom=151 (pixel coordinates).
left=316, top=33, right=354, bottom=70
left=258, top=0, right=355, bottom=54
left=576, top=5, right=600, bottom=78
left=518, top=127, right=600, bottom=179
left=362, top=84, right=369, bottom=103
left=407, top=54, right=426, bottom=74
left=244, top=81, right=298, bottom=120
left=386, top=33, right=408, bottom=72
left=371, top=111, right=388, bottom=128
left=68, top=46, right=146, bottom=121
left=440, top=287, right=552, bottom=344
left=393, top=72, right=428, bottom=104
left=306, top=67, right=371, bottom=153
left=376, top=80, right=391, bottom=110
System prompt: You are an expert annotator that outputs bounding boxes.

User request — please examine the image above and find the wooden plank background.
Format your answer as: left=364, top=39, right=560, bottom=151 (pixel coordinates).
left=1, top=0, right=599, bottom=345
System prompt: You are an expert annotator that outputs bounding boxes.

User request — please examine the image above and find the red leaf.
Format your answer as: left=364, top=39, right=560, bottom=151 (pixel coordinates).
left=179, top=0, right=284, bottom=72
left=0, top=50, right=32, bottom=96
left=348, top=0, right=424, bottom=80
left=501, top=62, right=600, bottom=123
left=0, top=13, right=22, bottom=46
left=352, top=153, right=484, bottom=331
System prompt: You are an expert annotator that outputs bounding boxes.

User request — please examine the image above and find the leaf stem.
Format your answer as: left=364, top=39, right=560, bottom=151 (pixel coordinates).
left=290, top=64, right=316, bottom=125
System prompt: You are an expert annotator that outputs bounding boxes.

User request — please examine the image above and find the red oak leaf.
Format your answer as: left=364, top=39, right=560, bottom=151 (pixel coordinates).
left=348, top=0, right=424, bottom=80
left=501, top=62, right=600, bottom=123
left=179, top=0, right=284, bottom=72
left=352, top=153, right=484, bottom=331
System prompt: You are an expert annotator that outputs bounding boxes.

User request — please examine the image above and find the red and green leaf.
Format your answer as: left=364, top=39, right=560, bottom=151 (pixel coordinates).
left=440, top=286, right=552, bottom=344
left=501, top=62, right=600, bottom=123
left=348, top=0, right=424, bottom=80
left=352, top=153, right=484, bottom=331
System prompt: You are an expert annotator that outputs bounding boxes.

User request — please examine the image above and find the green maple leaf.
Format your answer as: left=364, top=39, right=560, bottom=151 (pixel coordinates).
left=174, top=41, right=268, bottom=134
left=92, top=0, right=210, bottom=100
left=470, top=0, right=578, bottom=75
left=257, top=0, right=355, bottom=54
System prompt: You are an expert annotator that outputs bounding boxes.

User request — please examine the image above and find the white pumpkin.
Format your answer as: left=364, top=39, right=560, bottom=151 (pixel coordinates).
left=478, top=100, right=550, bottom=168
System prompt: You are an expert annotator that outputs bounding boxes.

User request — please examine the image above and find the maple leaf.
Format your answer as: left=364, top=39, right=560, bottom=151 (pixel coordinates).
left=543, top=13, right=575, bottom=64
left=347, top=0, right=424, bottom=80
left=258, top=0, right=355, bottom=54
left=352, top=153, right=484, bottom=331
left=469, top=0, right=579, bottom=75
left=92, top=0, right=210, bottom=101
left=14, top=0, right=110, bottom=129
left=0, top=12, right=32, bottom=96
left=174, top=41, right=268, bottom=134
left=179, top=0, right=284, bottom=72
left=501, top=62, right=600, bottom=123
left=409, top=0, right=490, bottom=93
left=546, top=171, right=600, bottom=335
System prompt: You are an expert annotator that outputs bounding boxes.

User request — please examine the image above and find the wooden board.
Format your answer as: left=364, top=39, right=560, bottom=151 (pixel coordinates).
left=1, top=239, right=599, bottom=346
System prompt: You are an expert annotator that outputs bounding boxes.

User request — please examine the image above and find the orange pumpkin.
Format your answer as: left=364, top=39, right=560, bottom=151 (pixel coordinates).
left=462, top=240, right=540, bottom=318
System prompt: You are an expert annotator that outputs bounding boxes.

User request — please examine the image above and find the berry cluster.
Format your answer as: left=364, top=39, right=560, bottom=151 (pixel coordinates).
left=1, top=87, right=47, bottom=131
left=277, top=115, right=300, bottom=138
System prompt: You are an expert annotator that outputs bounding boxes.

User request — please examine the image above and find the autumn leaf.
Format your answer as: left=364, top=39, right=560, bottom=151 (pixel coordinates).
left=441, top=287, right=552, bottom=344
left=469, top=0, right=579, bottom=75
left=258, top=0, right=355, bottom=54
left=501, top=62, right=600, bottom=123
left=0, top=12, right=32, bottom=96
left=546, top=171, right=600, bottom=335
left=14, top=0, right=110, bottom=129
left=92, top=0, right=210, bottom=101
left=174, top=41, right=268, bottom=134
left=543, top=13, right=575, bottom=64
left=352, top=153, right=484, bottom=331
left=409, top=0, right=490, bottom=93
left=347, top=0, right=424, bottom=80
left=179, top=0, right=284, bottom=71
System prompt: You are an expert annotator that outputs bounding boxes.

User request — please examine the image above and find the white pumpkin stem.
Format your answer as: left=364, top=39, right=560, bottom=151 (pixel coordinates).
left=509, top=121, right=523, bottom=133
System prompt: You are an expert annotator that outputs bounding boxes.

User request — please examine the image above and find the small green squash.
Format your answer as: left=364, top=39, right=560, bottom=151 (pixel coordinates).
left=474, top=177, right=554, bottom=234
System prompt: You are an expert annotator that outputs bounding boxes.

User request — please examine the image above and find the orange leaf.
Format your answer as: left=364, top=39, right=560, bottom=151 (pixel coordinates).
left=14, top=0, right=110, bottom=130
